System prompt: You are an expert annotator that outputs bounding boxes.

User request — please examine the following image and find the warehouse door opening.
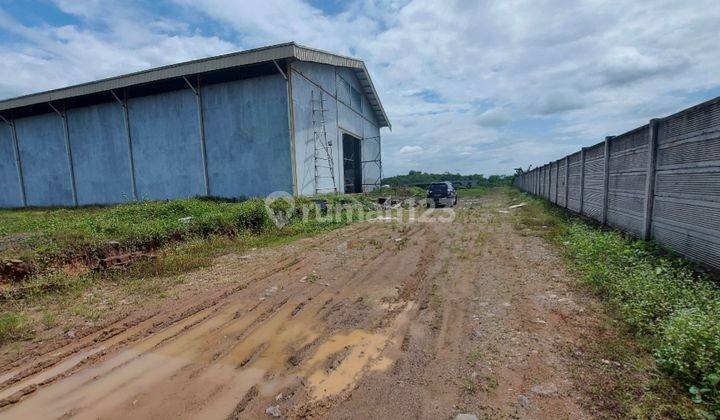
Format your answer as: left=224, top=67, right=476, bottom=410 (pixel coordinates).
left=343, top=133, right=362, bottom=193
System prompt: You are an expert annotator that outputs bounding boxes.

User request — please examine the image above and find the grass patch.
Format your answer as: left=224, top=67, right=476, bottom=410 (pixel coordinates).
left=0, top=195, right=375, bottom=276
left=468, top=348, right=483, bottom=364
left=366, top=186, right=427, bottom=199
left=461, top=376, right=478, bottom=393
left=306, top=271, right=319, bottom=284
left=508, top=188, right=720, bottom=417
left=457, top=186, right=490, bottom=198
left=429, top=283, right=443, bottom=310
left=0, top=312, right=31, bottom=342
left=0, top=198, right=272, bottom=273
left=570, top=314, right=697, bottom=418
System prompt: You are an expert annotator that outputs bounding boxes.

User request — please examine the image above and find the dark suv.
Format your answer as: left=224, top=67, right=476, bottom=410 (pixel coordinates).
left=426, top=181, right=458, bottom=207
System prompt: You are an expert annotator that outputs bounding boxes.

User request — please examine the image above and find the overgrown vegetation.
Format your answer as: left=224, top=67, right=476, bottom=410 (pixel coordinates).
left=0, top=195, right=375, bottom=275
left=0, top=312, right=31, bottom=343
left=509, top=188, right=720, bottom=416
left=457, top=186, right=489, bottom=198
left=382, top=170, right=513, bottom=188
left=366, top=185, right=427, bottom=198
left=0, top=199, right=271, bottom=271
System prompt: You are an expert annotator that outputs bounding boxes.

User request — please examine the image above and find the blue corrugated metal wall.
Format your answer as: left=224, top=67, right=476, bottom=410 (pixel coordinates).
left=129, top=89, right=207, bottom=201
left=0, top=124, right=22, bottom=207
left=67, top=101, right=134, bottom=205
left=15, top=113, right=75, bottom=207
left=203, top=74, right=292, bottom=198
left=1, top=75, right=294, bottom=207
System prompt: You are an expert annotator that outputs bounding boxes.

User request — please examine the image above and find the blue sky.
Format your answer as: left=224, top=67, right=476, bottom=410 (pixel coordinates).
left=1, top=0, right=719, bottom=176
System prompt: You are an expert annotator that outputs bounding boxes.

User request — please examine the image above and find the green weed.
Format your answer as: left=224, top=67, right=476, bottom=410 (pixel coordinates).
left=457, top=186, right=490, bottom=197
left=461, top=376, right=478, bottom=393
left=0, top=312, right=31, bottom=343
left=468, top=348, right=483, bottom=364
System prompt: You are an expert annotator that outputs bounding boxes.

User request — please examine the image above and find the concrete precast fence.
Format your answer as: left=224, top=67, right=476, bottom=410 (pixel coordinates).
left=514, top=96, right=720, bottom=271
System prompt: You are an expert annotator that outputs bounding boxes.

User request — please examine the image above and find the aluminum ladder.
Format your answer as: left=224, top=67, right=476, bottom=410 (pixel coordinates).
left=312, top=90, right=337, bottom=194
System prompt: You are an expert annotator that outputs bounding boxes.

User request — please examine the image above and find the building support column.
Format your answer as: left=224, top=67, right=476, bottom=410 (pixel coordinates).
left=184, top=76, right=210, bottom=196
left=279, top=60, right=299, bottom=196
left=111, top=90, right=138, bottom=201
left=49, top=102, right=78, bottom=206
left=0, top=114, right=27, bottom=206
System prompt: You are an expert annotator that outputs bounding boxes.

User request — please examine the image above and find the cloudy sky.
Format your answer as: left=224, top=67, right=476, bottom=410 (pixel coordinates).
left=1, top=0, right=719, bottom=176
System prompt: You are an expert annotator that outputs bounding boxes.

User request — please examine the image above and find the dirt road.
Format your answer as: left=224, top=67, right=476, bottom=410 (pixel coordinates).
left=0, top=190, right=598, bottom=419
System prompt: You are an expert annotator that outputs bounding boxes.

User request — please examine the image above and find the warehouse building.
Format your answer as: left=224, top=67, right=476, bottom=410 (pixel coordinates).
left=0, top=43, right=390, bottom=208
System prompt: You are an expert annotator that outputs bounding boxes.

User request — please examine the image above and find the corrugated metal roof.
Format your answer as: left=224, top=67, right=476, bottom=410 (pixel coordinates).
left=0, top=42, right=391, bottom=128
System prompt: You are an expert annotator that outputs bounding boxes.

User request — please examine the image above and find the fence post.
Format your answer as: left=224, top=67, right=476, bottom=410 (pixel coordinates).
left=564, top=155, right=570, bottom=208
left=545, top=164, right=550, bottom=199
left=579, top=148, right=586, bottom=214
left=602, top=136, right=613, bottom=225
left=539, top=166, right=542, bottom=197
left=642, top=119, right=660, bottom=241
left=555, top=160, right=560, bottom=203
left=546, top=165, right=550, bottom=199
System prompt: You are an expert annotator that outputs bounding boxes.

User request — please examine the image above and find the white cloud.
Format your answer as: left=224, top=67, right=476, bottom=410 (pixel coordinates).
left=475, top=107, right=511, bottom=127
left=1, top=0, right=719, bottom=176
left=0, top=3, right=235, bottom=98
left=398, top=145, right=424, bottom=155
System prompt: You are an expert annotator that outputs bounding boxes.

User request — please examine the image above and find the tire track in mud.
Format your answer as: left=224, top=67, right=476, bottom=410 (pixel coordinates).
left=316, top=218, right=459, bottom=419
left=0, top=255, right=305, bottom=406
left=318, top=192, right=595, bottom=420
left=0, top=221, right=433, bottom=418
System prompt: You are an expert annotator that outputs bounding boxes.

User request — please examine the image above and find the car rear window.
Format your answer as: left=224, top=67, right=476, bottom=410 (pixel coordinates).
left=429, top=183, right=448, bottom=193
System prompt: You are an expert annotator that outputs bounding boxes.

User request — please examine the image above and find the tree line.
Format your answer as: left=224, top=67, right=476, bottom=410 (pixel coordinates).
left=382, top=171, right=515, bottom=188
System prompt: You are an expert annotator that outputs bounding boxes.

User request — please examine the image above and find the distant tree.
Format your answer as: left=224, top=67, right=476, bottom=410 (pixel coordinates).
left=514, top=165, right=532, bottom=176
left=382, top=171, right=513, bottom=188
